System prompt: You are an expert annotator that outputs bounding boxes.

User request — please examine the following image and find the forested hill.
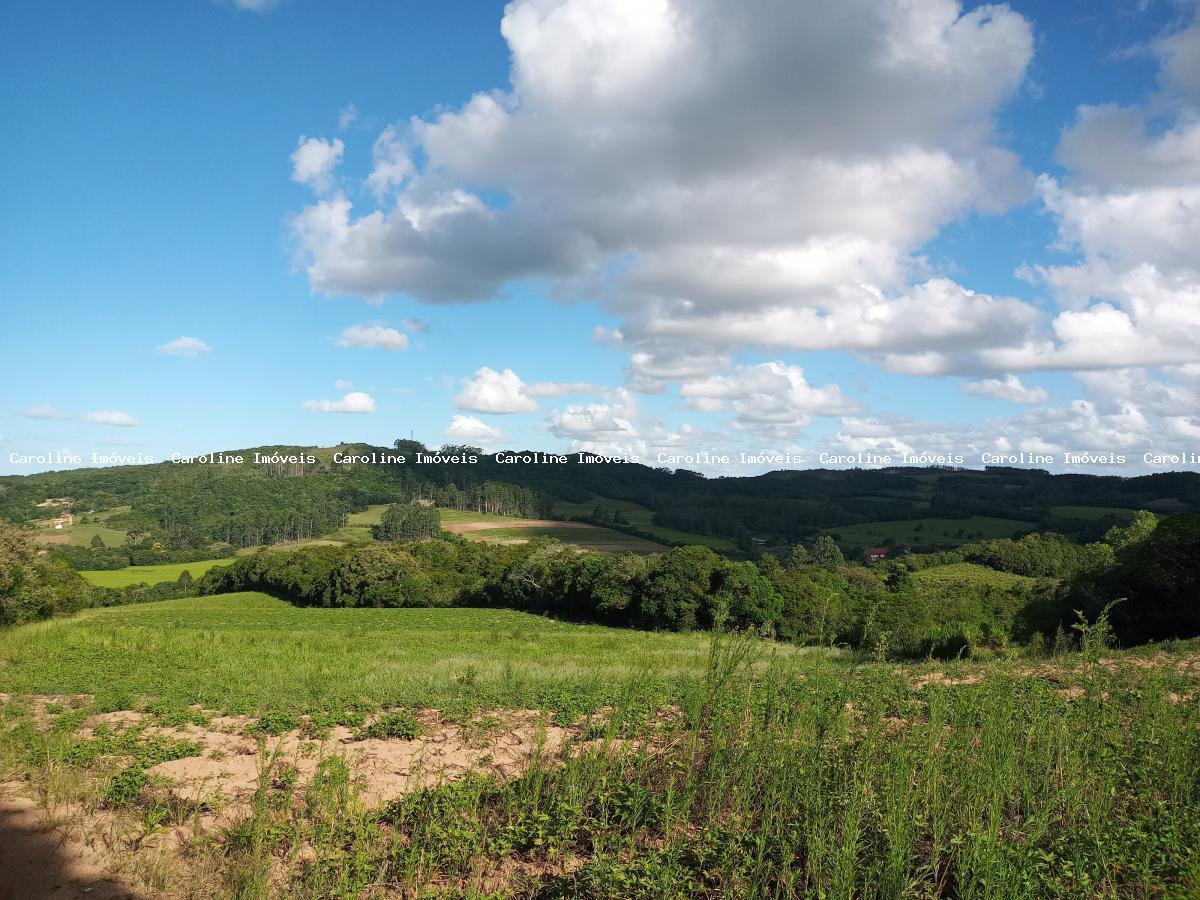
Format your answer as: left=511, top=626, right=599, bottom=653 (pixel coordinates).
left=1, top=441, right=1198, bottom=551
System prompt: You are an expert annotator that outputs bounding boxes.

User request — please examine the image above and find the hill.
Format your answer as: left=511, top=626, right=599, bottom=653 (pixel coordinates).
left=2, top=443, right=1198, bottom=557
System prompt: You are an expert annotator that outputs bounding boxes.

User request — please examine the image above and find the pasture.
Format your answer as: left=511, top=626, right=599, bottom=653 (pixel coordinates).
left=78, top=559, right=236, bottom=588
left=0, top=596, right=1198, bottom=897
left=441, top=507, right=668, bottom=553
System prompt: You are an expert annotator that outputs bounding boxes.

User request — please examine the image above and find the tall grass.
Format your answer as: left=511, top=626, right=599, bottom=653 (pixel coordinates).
left=2, top=599, right=1197, bottom=896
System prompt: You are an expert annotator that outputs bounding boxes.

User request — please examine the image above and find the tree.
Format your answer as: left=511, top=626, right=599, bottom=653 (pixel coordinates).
left=372, top=504, right=442, bottom=542
left=1104, top=509, right=1157, bottom=551
left=811, top=535, right=845, bottom=568
left=90, top=534, right=105, bottom=549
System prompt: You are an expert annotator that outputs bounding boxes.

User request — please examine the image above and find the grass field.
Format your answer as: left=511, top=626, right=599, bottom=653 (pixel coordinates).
left=320, top=503, right=389, bottom=544
left=0, top=598, right=1198, bottom=896
left=33, top=505, right=131, bottom=547
left=552, top=495, right=739, bottom=551
left=828, top=515, right=1036, bottom=550
left=77, top=559, right=236, bottom=588
left=0, top=595, right=732, bottom=716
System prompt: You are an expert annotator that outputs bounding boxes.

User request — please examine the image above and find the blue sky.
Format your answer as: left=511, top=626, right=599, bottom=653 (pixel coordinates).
left=2, top=0, right=1198, bottom=475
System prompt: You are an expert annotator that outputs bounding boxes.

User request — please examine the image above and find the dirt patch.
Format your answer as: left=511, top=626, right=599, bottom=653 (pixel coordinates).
left=913, top=672, right=983, bottom=689
left=0, top=785, right=146, bottom=899
left=145, top=709, right=574, bottom=817
left=30, top=696, right=93, bottom=732
left=76, top=711, right=150, bottom=739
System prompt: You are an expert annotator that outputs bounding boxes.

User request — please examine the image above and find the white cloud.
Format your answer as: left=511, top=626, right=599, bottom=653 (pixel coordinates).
left=291, top=0, right=1037, bottom=371
left=334, top=379, right=353, bottom=390
left=290, top=136, right=344, bottom=195
left=681, top=362, right=857, bottom=429
left=338, top=103, right=358, bottom=131
left=336, top=323, right=409, bottom=350
left=83, top=410, right=140, bottom=427
left=454, top=367, right=538, bottom=413
left=445, top=414, right=503, bottom=441
left=22, top=403, right=70, bottom=420
left=303, top=392, right=375, bottom=414
left=157, top=336, right=212, bottom=358
left=366, top=125, right=415, bottom=198
left=543, top=394, right=638, bottom=443
left=228, top=0, right=277, bottom=11
left=999, top=9, right=1200, bottom=373
left=961, top=374, right=1048, bottom=404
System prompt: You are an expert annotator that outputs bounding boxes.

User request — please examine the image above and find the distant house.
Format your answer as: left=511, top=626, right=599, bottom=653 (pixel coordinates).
left=864, top=547, right=888, bottom=562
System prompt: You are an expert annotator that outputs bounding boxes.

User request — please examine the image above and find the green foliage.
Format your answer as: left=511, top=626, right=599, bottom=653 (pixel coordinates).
left=371, top=503, right=441, bottom=542
left=810, top=535, right=845, bottom=568
left=0, top=520, right=95, bottom=626
left=355, top=709, right=422, bottom=740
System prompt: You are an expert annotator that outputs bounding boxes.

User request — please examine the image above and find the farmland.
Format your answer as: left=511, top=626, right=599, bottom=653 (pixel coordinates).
left=1, top=595, right=1198, bottom=897
left=33, top=505, right=130, bottom=548
left=553, top=495, right=739, bottom=551
left=78, top=559, right=236, bottom=588
left=439, top=507, right=668, bottom=553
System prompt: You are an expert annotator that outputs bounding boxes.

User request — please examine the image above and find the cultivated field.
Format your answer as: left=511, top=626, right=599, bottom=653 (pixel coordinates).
left=1, top=595, right=1198, bottom=897
left=78, top=559, right=236, bottom=588
left=439, top=508, right=668, bottom=553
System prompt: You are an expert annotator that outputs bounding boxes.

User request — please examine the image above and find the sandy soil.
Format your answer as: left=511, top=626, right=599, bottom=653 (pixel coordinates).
left=0, top=788, right=144, bottom=899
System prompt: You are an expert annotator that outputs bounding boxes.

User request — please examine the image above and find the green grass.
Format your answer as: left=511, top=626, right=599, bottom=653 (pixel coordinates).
left=35, top=522, right=129, bottom=547
left=0, top=594, right=736, bottom=716
left=828, top=515, right=1036, bottom=550
left=438, top=508, right=532, bottom=526
left=77, top=559, right=236, bottom=588
left=1, top=597, right=1198, bottom=896
left=345, top=504, right=389, bottom=526
left=553, top=496, right=739, bottom=552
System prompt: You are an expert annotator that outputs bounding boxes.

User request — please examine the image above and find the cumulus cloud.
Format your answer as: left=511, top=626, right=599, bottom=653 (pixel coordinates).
left=452, top=366, right=603, bottom=413
left=543, top=390, right=639, bottom=443
left=157, top=336, right=211, bottom=358
left=961, top=374, right=1048, bottom=404
left=445, top=414, right=503, bottom=441
left=454, top=367, right=538, bottom=413
left=22, top=403, right=70, bottom=420
left=1000, top=8, right=1200, bottom=373
left=338, top=103, right=358, bottom=131
left=83, top=410, right=140, bottom=427
left=681, top=362, right=857, bottom=429
left=303, top=392, right=375, bottom=414
left=336, top=323, right=408, bottom=350
left=290, top=136, right=344, bottom=195
left=334, top=379, right=353, bottom=390
left=290, top=0, right=1038, bottom=367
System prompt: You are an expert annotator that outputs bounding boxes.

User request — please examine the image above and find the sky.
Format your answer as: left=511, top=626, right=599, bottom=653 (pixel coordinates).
left=2, top=0, right=1199, bottom=476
